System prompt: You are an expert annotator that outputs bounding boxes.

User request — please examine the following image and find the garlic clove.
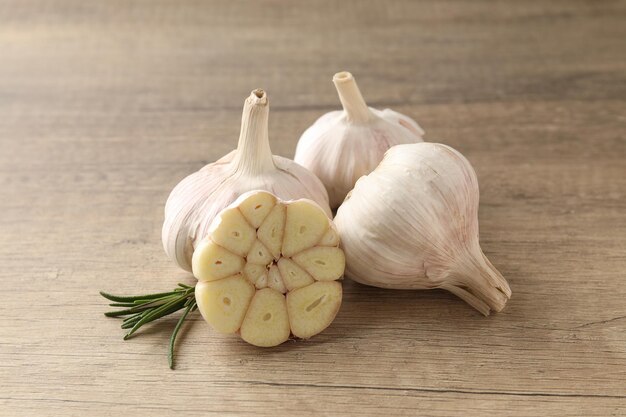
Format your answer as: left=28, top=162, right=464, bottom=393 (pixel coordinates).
left=257, top=203, right=286, bottom=260
left=237, top=190, right=277, bottom=228
left=286, top=281, right=342, bottom=339
left=195, top=274, right=256, bottom=333
left=208, top=207, right=256, bottom=257
left=192, top=191, right=344, bottom=346
left=294, top=72, right=424, bottom=209
left=334, top=142, right=511, bottom=315
left=292, top=246, right=345, bottom=282
left=192, top=239, right=245, bottom=282
left=282, top=200, right=329, bottom=257
left=318, top=224, right=340, bottom=246
left=254, top=272, right=269, bottom=290
left=243, top=262, right=267, bottom=286
left=246, top=239, right=274, bottom=265
left=240, top=288, right=291, bottom=347
left=163, top=89, right=331, bottom=272
left=267, top=264, right=287, bottom=294
left=277, top=258, right=315, bottom=291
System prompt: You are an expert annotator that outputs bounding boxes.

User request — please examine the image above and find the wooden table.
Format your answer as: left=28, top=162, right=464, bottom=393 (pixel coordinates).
left=1, top=1, right=625, bottom=416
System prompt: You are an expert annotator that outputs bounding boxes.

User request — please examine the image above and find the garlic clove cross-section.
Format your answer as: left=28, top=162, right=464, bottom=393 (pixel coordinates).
left=163, top=89, right=331, bottom=272
left=287, top=281, right=343, bottom=339
left=334, top=142, right=511, bottom=315
left=294, top=72, right=425, bottom=208
left=195, top=274, right=255, bottom=334
left=193, top=190, right=344, bottom=347
left=240, top=288, right=291, bottom=347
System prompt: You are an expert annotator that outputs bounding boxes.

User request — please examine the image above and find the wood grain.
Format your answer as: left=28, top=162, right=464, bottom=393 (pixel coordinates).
left=1, top=0, right=625, bottom=416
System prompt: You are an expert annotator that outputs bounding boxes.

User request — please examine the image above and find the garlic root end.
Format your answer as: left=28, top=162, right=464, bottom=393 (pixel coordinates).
left=444, top=252, right=511, bottom=315
left=441, top=284, right=492, bottom=316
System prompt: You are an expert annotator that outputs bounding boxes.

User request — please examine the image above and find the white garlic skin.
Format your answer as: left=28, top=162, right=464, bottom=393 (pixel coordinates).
left=294, top=72, right=424, bottom=208
left=163, top=90, right=331, bottom=272
left=334, top=142, right=511, bottom=315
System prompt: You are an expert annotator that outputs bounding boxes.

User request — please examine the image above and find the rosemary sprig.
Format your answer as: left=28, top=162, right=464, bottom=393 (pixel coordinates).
left=101, top=283, right=197, bottom=369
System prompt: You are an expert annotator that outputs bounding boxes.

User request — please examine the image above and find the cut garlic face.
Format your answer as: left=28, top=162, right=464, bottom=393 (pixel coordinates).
left=294, top=72, right=425, bottom=208
left=163, top=89, right=331, bottom=272
left=193, top=190, right=344, bottom=347
left=334, top=143, right=511, bottom=315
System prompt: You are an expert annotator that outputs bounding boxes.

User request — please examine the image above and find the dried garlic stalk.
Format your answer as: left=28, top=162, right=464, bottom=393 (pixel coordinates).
left=295, top=72, right=424, bottom=208
left=163, top=89, right=331, bottom=271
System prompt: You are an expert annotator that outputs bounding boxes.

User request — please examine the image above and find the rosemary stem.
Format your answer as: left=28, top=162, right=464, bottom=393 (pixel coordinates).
left=102, top=285, right=197, bottom=368
left=168, top=300, right=197, bottom=369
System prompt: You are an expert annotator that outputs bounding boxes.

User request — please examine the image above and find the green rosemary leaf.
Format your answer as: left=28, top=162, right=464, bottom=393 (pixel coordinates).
left=121, top=318, right=141, bottom=329
left=122, top=317, right=141, bottom=326
left=108, top=302, right=137, bottom=308
left=143, top=299, right=187, bottom=323
left=102, top=285, right=197, bottom=369
left=105, top=309, right=136, bottom=318
left=104, top=291, right=193, bottom=317
left=124, top=295, right=189, bottom=339
left=131, top=295, right=175, bottom=306
left=168, top=300, right=196, bottom=370
left=104, top=303, right=161, bottom=317
left=100, top=290, right=179, bottom=303
left=122, top=312, right=143, bottom=323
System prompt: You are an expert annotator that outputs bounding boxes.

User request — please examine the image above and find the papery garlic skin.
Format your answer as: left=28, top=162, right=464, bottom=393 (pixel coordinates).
left=334, top=142, right=511, bottom=315
left=163, top=90, right=331, bottom=271
left=294, top=72, right=424, bottom=208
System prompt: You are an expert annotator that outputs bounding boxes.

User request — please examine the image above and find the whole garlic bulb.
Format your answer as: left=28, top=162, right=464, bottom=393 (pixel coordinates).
left=294, top=72, right=425, bottom=208
left=163, top=89, right=331, bottom=271
left=334, top=142, right=511, bottom=315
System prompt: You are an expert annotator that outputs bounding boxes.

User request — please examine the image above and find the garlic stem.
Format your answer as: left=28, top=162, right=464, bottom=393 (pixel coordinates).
left=333, top=72, right=371, bottom=123
left=163, top=88, right=331, bottom=271
left=231, top=89, right=276, bottom=176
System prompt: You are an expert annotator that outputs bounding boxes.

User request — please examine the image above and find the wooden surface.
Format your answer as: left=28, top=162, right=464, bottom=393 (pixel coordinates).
left=1, top=1, right=625, bottom=416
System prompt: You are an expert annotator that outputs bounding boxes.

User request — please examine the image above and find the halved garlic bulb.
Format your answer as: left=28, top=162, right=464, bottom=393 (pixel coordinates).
left=334, top=142, right=511, bottom=315
left=162, top=90, right=331, bottom=271
left=294, top=72, right=424, bottom=208
left=193, top=190, right=344, bottom=347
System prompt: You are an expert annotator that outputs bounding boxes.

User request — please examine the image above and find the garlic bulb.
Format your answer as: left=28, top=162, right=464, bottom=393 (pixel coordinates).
left=334, top=142, right=511, bottom=315
left=193, top=190, right=344, bottom=347
left=294, top=72, right=425, bottom=208
left=163, top=89, right=331, bottom=271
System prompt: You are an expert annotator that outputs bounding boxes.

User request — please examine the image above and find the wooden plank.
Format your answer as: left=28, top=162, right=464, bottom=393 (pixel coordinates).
left=0, top=0, right=625, bottom=415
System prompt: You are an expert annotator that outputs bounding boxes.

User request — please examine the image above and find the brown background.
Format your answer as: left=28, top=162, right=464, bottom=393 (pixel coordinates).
left=1, top=1, right=625, bottom=416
